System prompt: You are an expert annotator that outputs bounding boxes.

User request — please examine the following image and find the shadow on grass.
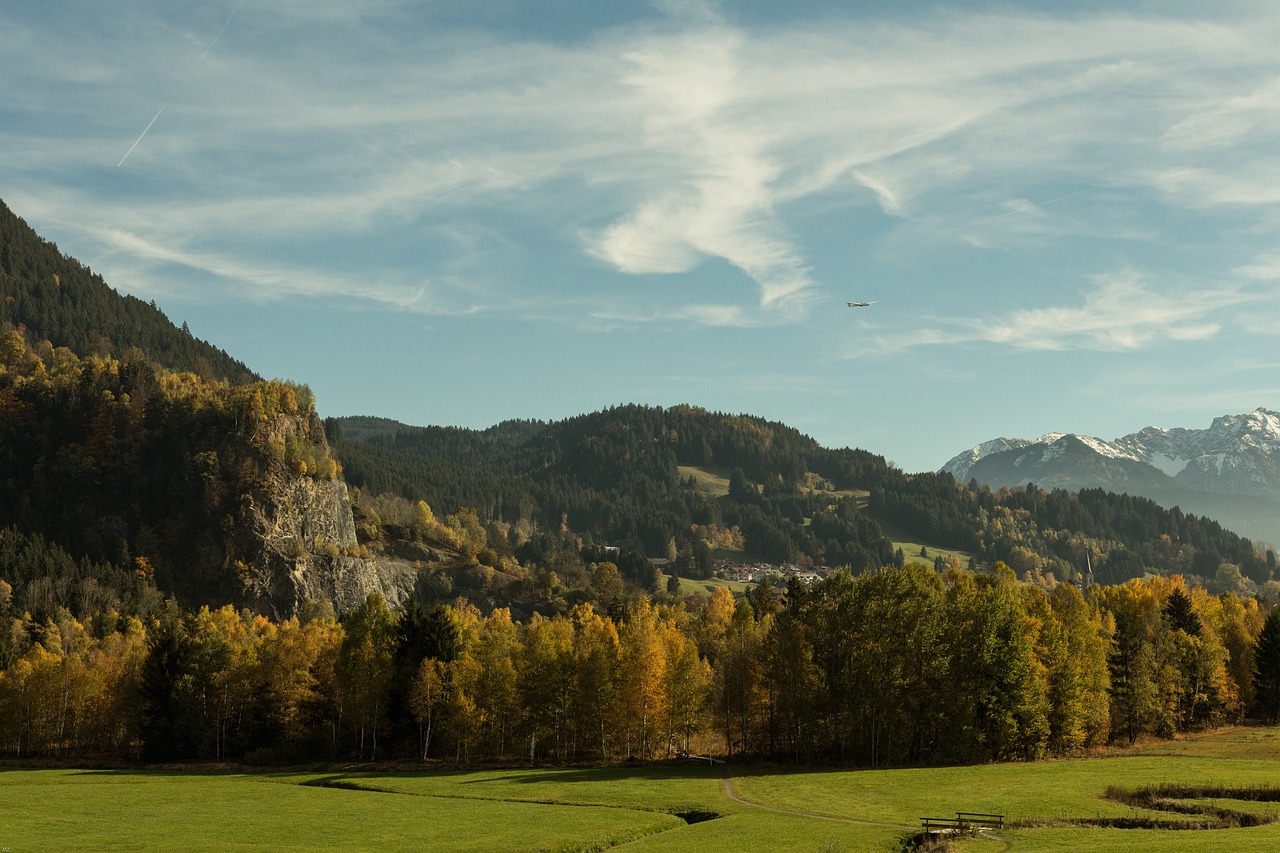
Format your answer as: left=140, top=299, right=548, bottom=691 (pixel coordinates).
left=296, top=773, right=724, bottom=825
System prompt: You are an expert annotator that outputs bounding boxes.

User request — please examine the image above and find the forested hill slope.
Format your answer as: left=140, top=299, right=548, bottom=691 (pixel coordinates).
left=0, top=200, right=256, bottom=384
left=331, top=405, right=897, bottom=571
left=331, top=406, right=1277, bottom=589
left=0, top=325, right=421, bottom=620
left=0, top=204, right=425, bottom=621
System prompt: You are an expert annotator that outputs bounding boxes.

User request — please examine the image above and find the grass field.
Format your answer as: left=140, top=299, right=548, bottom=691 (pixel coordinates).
left=6, top=727, right=1280, bottom=851
left=877, top=518, right=974, bottom=570
left=677, top=465, right=733, bottom=497
left=660, top=571, right=754, bottom=598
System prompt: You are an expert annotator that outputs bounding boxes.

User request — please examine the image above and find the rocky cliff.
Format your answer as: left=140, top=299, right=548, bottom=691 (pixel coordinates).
left=0, top=325, right=419, bottom=618
left=224, top=413, right=419, bottom=617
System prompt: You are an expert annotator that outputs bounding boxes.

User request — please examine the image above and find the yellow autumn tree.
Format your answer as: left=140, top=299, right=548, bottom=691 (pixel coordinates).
left=519, top=613, right=575, bottom=761
left=617, top=599, right=667, bottom=759
left=568, top=603, right=620, bottom=759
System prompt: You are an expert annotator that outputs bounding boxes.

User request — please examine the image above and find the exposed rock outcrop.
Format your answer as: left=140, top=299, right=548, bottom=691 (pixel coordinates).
left=230, top=414, right=419, bottom=617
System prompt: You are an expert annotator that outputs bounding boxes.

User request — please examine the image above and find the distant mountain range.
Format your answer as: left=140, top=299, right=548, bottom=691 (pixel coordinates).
left=941, top=409, right=1280, bottom=546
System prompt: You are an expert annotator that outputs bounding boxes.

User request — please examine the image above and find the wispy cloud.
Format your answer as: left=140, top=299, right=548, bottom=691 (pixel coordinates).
left=81, top=222, right=449, bottom=310
left=871, top=271, right=1258, bottom=354
left=3, top=2, right=1280, bottom=330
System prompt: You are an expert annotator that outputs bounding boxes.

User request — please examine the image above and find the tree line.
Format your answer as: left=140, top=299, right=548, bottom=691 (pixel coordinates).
left=4, top=564, right=1279, bottom=766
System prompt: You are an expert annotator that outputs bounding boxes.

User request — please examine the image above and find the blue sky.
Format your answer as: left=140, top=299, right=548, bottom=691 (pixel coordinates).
left=3, top=0, right=1279, bottom=473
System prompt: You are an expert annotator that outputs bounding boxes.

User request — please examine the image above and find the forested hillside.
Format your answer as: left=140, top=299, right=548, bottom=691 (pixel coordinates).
left=0, top=200, right=256, bottom=384
left=332, top=408, right=1276, bottom=591
left=0, top=327, right=344, bottom=617
left=332, top=405, right=897, bottom=572
left=3, top=203, right=1280, bottom=772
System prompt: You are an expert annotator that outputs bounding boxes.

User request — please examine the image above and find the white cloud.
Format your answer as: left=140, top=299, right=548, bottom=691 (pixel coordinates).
left=872, top=271, right=1254, bottom=354
left=652, top=0, right=724, bottom=27
left=1236, top=253, right=1280, bottom=280
left=581, top=25, right=822, bottom=314
left=1153, top=166, right=1280, bottom=207
left=679, top=303, right=756, bottom=327
left=1161, top=77, right=1280, bottom=152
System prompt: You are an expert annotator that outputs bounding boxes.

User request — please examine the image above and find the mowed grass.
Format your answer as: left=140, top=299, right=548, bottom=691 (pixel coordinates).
left=674, top=465, right=869, bottom=506
left=0, top=768, right=685, bottom=853
left=8, top=727, right=1280, bottom=852
left=731, top=726, right=1280, bottom=852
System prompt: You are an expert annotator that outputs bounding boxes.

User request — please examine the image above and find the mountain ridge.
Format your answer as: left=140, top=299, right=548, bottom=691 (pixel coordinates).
left=942, top=408, right=1280, bottom=544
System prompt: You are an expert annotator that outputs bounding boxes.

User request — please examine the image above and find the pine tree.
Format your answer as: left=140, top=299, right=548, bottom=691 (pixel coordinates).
left=1164, top=588, right=1202, bottom=636
left=1252, top=608, right=1280, bottom=722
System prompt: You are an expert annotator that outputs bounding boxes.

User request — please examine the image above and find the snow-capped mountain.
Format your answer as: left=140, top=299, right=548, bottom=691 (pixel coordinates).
left=1112, top=409, right=1280, bottom=495
left=940, top=408, right=1280, bottom=544
left=941, top=437, right=1038, bottom=482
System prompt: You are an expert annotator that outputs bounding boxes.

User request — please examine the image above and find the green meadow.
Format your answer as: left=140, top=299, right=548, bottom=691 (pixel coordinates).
left=660, top=571, right=754, bottom=598
left=6, top=727, right=1280, bottom=852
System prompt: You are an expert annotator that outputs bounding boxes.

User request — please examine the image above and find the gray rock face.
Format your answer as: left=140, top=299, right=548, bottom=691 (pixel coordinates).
left=233, top=415, right=418, bottom=617
left=290, top=555, right=419, bottom=614
left=272, top=477, right=360, bottom=553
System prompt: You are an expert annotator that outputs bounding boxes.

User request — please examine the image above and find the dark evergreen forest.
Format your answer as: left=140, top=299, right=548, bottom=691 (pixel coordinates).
left=0, top=200, right=256, bottom=385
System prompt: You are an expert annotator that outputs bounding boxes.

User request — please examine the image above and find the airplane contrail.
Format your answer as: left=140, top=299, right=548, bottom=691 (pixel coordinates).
left=117, top=0, right=248, bottom=167
left=942, top=190, right=1084, bottom=235
left=117, top=108, right=166, bottom=168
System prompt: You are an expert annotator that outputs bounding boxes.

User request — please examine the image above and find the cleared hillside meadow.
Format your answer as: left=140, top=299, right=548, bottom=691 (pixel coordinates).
left=5, top=727, right=1280, bottom=852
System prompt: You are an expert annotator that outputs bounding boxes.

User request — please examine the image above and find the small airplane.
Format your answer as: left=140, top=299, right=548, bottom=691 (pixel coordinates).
left=846, top=301, right=875, bottom=308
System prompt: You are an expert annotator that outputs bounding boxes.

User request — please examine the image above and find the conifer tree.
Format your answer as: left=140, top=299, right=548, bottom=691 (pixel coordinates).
left=1252, top=608, right=1280, bottom=722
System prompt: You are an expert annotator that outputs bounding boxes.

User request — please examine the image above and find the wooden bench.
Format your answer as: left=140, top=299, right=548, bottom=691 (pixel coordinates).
left=955, top=812, right=1004, bottom=829
left=920, top=812, right=1004, bottom=832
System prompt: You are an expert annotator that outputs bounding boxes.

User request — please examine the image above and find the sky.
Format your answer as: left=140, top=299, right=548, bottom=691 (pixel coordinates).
left=3, top=0, right=1280, bottom=473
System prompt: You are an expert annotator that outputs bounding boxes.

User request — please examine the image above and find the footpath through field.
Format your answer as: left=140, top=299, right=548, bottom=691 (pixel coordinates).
left=708, top=757, right=1012, bottom=850
left=702, top=758, right=912, bottom=830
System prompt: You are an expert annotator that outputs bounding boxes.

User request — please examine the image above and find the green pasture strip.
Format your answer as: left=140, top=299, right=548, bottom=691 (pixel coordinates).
left=1180, top=797, right=1280, bottom=819
left=10, top=728, right=1280, bottom=853
left=0, top=768, right=682, bottom=853
left=294, top=762, right=734, bottom=815
left=892, top=541, right=972, bottom=566
left=1126, top=725, right=1280, bottom=760
left=729, top=752, right=1280, bottom=828
left=676, top=466, right=731, bottom=497
left=621, top=809, right=902, bottom=852
left=955, top=825, right=1280, bottom=853
left=875, top=518, right=972, bottom=566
